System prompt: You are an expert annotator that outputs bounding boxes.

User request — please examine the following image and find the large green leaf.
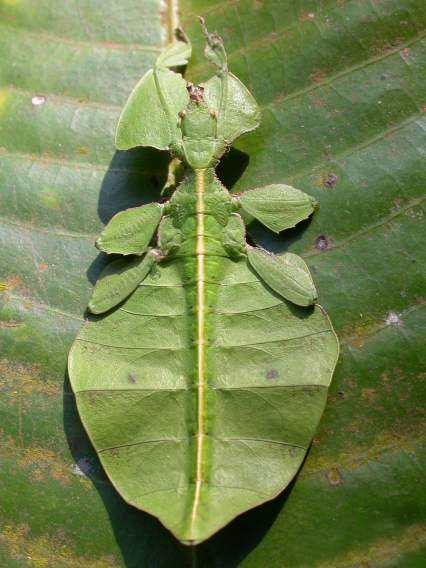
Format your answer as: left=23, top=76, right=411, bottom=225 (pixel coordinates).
left=1, top=0, right=425, bottom=566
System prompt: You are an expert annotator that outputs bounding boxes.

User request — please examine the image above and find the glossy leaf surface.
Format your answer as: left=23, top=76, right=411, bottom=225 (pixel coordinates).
left=1, top=0, right=425, bottom=566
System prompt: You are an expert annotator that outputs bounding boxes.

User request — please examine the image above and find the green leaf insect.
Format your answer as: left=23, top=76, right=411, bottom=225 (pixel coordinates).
left=68, top=20, right=339, bottom=545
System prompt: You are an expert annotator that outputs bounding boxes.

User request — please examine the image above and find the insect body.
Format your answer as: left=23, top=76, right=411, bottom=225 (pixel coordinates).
left=68, top=22, right=339, bottom=544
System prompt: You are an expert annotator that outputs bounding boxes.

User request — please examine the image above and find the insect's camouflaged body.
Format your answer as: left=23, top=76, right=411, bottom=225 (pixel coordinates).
left=68, top=22, right=339, bottom=544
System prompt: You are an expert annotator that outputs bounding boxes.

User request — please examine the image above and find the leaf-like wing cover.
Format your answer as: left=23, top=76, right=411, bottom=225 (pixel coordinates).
left=69, top=257, right=338, bottom=542
left=115, top=40, right=191, bottom=151
left=204, top=73, right=261, bottom=145
left=199, top=18, right=260, bottom=145
left=248, top=248, right=318, bottom=307
left=96, top=203, right=162, bottom=255
left=240, top=185, right=317, bottom=233
left=115, top=68, right=189, bottom=150
left=88, top=254, right=155, bottom=314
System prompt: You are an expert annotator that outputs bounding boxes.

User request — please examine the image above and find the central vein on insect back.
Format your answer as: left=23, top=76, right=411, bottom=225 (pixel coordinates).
left=191, top=167, right=206, bottom=532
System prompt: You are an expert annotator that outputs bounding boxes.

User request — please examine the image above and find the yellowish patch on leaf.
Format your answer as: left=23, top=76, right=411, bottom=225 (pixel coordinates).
left=303, top=429, right=426, bottom=479
left=312, top=523, right=426, bottom=568
left=40, top=189, right=61, bottom=210
left=0, top=359, right=59, bottom=397
left=0, top=87, right=9, bottom=115
left=0, top=522, right=118, bottom=568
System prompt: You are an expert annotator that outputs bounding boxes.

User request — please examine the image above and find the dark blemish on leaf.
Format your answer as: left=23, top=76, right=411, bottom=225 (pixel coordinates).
left=128, top=373, right=137, bottom=384
left=288, top=447, right=299, bottom=458
left=315, top=235, right=330, bottom=250
left=338, top=390, right=345, bottom=399
left=88, top=392, right=100, bottom=406
left=324, top=173, right=338, bottom=188
left=326, top=467, right=344, bottom=487
left=266, top=369, right=278, bottom=380
left=31, top=95, right=46, bottom=107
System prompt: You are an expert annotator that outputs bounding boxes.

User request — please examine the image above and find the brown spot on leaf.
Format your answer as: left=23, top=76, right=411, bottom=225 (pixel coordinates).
left=0, top=320, right=21, bottom=328
left=128, top=373, right=137, bottom=384
left=38, top=263, right=48, bottom=272
left=265, top=369, right=278, bottom=380
left=361, top=388, right=377, bottom=402
left=315, top=234, right=330, bottom=250
left=313, top=98, right=326, bottom=108
left=326, top=467, right=344, bottom=486
left=310, top=68, right=328, bottom=84
left=299, top=10, right=315, bottom=22
left=324, top=173, right=338, bottom=188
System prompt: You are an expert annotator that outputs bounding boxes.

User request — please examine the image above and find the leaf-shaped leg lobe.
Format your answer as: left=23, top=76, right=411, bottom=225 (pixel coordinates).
left=88, top=253, right=156, bottom=314
left=96, top=203, right=163, bottom=255
left=239, top=184, right=317, bottom=233
left=247, top=247, right=318, bottom=307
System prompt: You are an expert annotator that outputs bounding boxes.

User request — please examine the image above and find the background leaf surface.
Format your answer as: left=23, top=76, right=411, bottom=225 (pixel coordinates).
left=0, top=0, right=425, bottom=567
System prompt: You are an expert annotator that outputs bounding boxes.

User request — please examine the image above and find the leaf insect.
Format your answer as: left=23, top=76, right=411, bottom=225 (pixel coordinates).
left=69, top=19, right=339, bottom=544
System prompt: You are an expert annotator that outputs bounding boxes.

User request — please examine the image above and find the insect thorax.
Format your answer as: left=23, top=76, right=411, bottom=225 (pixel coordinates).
left=179, top=99, right=227, bottom=169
